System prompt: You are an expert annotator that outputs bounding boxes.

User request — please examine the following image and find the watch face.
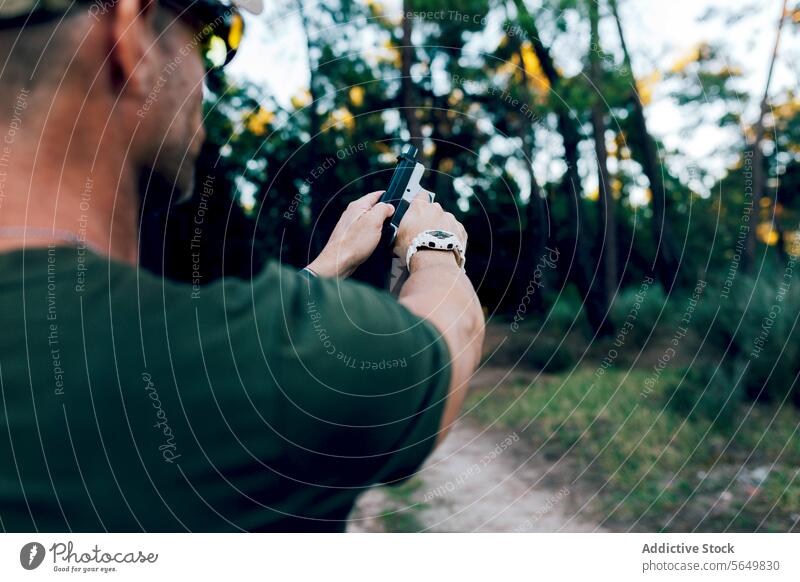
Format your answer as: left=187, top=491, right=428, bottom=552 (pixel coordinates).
left=429, top=230, right=452, bottom=240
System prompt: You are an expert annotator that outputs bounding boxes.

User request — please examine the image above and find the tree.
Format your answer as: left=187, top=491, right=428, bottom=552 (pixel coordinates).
left=609, top=0, right=681, bottom=290
left=588, top=0, right=618, bottom=305
left=512, top=0, right=612, bottom=335
left=400, top=0, right=423, bottom=150
left=743, top=0, right=790, bottom=272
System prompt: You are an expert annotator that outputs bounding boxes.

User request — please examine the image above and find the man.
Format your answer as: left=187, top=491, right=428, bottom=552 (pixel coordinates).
left=0, top=0, right=484, bottom=531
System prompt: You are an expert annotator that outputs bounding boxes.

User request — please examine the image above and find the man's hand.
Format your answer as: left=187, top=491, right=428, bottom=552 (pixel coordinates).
left=394, top=198, right=468, bottom=268
left=306, top=191, right=394, bottom=278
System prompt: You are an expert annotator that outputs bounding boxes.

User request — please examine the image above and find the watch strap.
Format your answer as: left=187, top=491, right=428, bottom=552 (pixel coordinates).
left=405, top=230, right=466, bottom=270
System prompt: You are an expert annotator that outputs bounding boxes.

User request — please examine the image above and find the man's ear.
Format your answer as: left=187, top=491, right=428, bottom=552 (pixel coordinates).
left=108, top=0, right=159, bottom=96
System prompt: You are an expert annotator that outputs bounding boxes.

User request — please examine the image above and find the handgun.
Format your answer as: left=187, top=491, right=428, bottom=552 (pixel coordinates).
left=353, top=144, right=433, bottom=291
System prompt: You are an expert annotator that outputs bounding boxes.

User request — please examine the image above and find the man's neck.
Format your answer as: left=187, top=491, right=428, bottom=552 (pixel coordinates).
left=0, top=106, right=140, bottom=265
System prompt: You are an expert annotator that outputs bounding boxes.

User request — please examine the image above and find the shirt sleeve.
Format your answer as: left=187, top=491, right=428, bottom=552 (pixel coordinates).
left=255, top=264, right=451, bottom=487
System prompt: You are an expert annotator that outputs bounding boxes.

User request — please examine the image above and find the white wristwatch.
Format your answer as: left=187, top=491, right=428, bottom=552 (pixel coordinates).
left=405, top=230, right=466, bottom=270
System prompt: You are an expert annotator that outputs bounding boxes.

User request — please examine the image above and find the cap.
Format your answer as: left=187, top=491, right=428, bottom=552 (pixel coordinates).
left=229, top=0, right=262, bottom=14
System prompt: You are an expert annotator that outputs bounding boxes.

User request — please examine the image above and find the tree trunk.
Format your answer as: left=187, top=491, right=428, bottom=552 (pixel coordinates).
left=513, top=42, right=548, bottom=309
left=589, top=0, right=618, bottom=306
left=401, top=0, right=423, bottom=151
left=743, top=0, right=789, bottom=272
left=296, top=0, right=327, bottom=255
left=512, top=0, right=611, bottom=335
left=773, top=215, right=790, bottom=265
left=609, top=0, right=679, bottom=290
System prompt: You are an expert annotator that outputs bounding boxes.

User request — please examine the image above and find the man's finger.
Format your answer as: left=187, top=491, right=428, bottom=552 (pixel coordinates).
left=353, top=191, right=385, bottom=210
left=364, top=202, right=394, bottom=226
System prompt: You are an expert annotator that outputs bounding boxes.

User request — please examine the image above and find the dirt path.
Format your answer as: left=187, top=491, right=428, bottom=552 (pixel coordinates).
left=349, top=418, right=604, bottom=532
left=349, top=330, right=607, bottom=533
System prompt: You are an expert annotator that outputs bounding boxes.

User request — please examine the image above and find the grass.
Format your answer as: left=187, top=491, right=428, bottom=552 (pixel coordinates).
left=375, top=477, right=428, bottom=533
left=465, top=367, right=800, bottom=532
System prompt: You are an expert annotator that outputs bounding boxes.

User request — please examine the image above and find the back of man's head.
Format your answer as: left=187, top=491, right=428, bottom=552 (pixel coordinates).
left=0, top=0, right=209, bottom=207
left=0, top=8, right=86, bottom=92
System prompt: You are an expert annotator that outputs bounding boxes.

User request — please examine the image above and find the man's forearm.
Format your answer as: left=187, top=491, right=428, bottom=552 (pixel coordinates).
left=399, top=251, right=485, bottom=444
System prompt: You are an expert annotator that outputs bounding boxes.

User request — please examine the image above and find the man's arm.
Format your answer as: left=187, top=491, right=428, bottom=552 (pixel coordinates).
left=304, top=192, right=484, bottom=446
left=394, top=200, right=485, bottom=444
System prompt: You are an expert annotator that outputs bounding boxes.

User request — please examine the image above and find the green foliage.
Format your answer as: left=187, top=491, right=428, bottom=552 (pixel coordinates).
left=140, top=0, right=800, bottom=327
left=757, top=466, right=800, bottom=528
left=523, top=335, right=576, bottom=372
left=378, top=477, right=428, bottom=532
left=694, top=272, right=800, bottom=406
left=609, top=282, right=667, bottom=344
left=664, top=363, right=745, bottom=430
left=543, top=288, right=589, bottom=334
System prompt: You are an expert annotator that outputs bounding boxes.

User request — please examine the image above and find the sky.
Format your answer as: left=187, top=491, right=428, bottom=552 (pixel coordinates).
left=226, top=0, right=799, bottom=198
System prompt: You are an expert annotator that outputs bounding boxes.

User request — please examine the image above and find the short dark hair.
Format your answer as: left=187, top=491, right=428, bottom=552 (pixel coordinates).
left=0, top=9, right=86, bottom=91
